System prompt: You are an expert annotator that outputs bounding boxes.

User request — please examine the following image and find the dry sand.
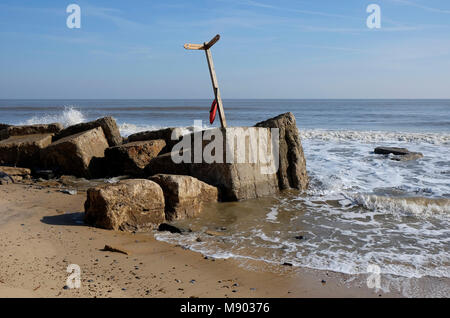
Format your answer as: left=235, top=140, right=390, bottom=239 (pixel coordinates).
left=0, top=180, right=399, bottom=298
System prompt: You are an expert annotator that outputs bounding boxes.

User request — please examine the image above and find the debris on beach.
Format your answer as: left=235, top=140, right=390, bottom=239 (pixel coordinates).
left=102, top=244, right=130, bottom=255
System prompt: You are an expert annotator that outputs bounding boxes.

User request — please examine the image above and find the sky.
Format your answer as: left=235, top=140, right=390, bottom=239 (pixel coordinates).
left=0, top=0, right=449, bottom=99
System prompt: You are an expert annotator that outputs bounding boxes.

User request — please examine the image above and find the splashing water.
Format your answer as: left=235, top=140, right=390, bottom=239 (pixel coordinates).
left=22, top=106, right=86, bottom=127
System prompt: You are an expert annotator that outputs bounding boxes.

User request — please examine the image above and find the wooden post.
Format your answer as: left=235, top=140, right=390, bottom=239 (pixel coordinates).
left=184, top=34, right=227, bottom=128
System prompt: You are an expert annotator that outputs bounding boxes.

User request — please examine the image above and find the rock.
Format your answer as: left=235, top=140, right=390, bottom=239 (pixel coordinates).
left=150, top=174, right=218, bottom=220
left=41, top=127, right=109, bottom=178
left=205, top=230, right=223, bottom=236
left=374, top=147, right=410, bottom=155
left=127, top=127, right=191, bottom=153
left=4, top=123, right=62, bottom=138
left=0, top=124, right=11, bottom=131
left=0, top=166, right=31, bottom=177
left=102, top=244, right=129, bottom=255
left=391, top=152, right=424, bottom=161
left=146, top=127, right=280, bottom=201
left=54, top=116, right=122, bottom=147
left=0, top=172, right=14, bottom=184
left=84, top=179, right=165, bottom=232
left=157, top=223, right=183, bottom=234
left=374, top=147, right=423, bottom=161
left=0, top=124, right=11, bottom=141
left=0, top=134, right=53, bottom=167
left=255, top=112, right=309, bottom=191
left=105, top=140, right=166, bottom=176
left=0, top=166, right=31, bottom=183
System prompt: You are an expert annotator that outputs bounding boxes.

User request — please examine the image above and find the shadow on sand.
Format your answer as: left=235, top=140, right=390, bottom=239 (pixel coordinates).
left=40, top=212, right=86, bottom=227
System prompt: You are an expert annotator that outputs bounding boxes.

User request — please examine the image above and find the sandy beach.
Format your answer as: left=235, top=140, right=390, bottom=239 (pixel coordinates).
left=0, top=179, right=395, bottom=298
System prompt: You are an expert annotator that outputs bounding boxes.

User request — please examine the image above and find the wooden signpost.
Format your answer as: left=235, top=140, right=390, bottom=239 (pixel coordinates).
left=184, top=34, right=227, bottom=128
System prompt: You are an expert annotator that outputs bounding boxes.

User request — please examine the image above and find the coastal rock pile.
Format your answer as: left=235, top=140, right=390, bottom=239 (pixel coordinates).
left=1, top=112, right=309, bottom=232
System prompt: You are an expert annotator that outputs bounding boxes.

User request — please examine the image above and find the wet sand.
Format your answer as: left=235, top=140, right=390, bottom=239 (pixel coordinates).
left=0, top=181, right=399, bottom=298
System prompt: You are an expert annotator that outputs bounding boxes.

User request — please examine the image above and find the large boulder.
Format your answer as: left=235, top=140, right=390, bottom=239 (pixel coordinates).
left=54, top=116, right=122, bottom=147
left=126, top=127, right=193, bottom=153
left=84, top=179, right=165, bottom=232
left=0, top=123, right=62, bottom=141
left=146, top=127, right=280, bottom=201
left=0, top=134, right=53, bottom=167
left=150, top=174, right=218, bottom=220
left=255, top=112, right=309, bottom=191
left=41, top=127, right=109, bottom=178
left=6, top=123, right=62, bottom=137
left=105, top=139, right=166, bottom=176
left=0, top=124, right=11, bottom=140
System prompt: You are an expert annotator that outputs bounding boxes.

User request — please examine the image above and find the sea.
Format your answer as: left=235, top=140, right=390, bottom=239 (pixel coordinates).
left=1, top=99, right=449, bottom=297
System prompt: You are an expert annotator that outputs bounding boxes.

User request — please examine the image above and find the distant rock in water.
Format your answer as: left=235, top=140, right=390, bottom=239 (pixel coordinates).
left=374, top=147, right=423, bottom=161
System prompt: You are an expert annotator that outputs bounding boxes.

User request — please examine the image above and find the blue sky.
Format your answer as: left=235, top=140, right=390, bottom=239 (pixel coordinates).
left=0, top=0, right=449, bottom=99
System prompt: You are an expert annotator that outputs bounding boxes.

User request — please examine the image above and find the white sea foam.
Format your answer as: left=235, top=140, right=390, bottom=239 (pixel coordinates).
left=351, top=194, right=450, bottom=218
left=300, top=129, right=450, bottom=145
left=22, top=106, right=86, bottom=127
left=118, top=123, right=164, bottom=137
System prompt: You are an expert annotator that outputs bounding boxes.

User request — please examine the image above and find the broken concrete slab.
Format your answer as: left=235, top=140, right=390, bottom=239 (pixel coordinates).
left=84, top=179, right=165, bottom=232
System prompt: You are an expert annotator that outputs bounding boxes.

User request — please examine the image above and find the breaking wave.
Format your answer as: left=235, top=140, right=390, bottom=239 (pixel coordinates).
left=300, top=129, right=450, bottom=145
left=21, top=106, right=86, bottom=127
left=350, top=194, right=450, bottom=218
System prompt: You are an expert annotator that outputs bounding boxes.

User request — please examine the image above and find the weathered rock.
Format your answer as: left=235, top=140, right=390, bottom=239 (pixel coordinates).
left=255, top=112, right=309, bottom=191
left=150, top=174, right=218, bottom=220
left=374, top=147, right=410, bottom=155
left=374, top=147, right=424, bottom=161
left=127, top=127, right=193, bottom=153
left=84, top=179, right=165, bottom=232
left=0, top=166, right=31, bottom=176
left=42, top=127, right=109, bottom=178
left=0, top=134, right=53, bottom=167
left=5, top=123, right=62, bottom=138
left=105, top=139, right=166, bottom=176
left=0, top=124, right=10, bottom=131
left=391, top=152, right=424, bottom=161
left=0, top=124, right=11, bottom=140
left=146, top=127, right=280, bottom=201
left=0, top=166, right=31, bottom=182
left=54, top=117, right=122, bottom=147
